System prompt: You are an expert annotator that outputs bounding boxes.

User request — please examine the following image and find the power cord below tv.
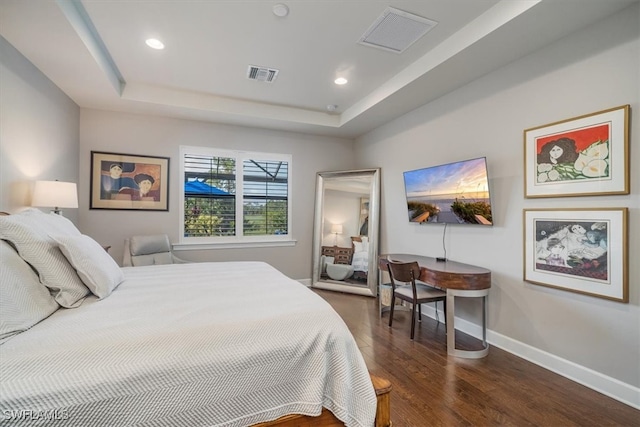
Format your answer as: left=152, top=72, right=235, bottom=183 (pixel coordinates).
left=437, top=223, right=448, bottom=262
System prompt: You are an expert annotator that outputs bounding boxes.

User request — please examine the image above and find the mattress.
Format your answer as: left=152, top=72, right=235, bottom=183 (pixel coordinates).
left=0, top=261, right=376, bottom=426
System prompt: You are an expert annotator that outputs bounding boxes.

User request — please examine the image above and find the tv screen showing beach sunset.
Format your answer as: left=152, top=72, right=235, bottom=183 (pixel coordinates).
left=403, top=157, right=493, bottom=225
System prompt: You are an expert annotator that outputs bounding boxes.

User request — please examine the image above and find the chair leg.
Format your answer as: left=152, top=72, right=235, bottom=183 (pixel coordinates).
left=410, top=303, right=416, bottom=340
left=418, top=303, right=422, bottom=322
left=443, top=298, right=447, bottom=325
left=388, top=294, right=395, bottom=327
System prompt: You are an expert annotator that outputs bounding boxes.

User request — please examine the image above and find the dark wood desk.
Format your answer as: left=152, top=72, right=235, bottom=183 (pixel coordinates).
left=379, top=254, right=491, bottom=359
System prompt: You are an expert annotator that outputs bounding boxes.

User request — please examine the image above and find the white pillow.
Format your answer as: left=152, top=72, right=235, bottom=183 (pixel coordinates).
left=0, top=240, right=59, bottom=344
left=361, top=236, right=369, bottom=253
left=44, top=210, right=83, bottom=236
left=52, top=234, right=125, bottom=299
left=0, top=209, right=90, bottom=308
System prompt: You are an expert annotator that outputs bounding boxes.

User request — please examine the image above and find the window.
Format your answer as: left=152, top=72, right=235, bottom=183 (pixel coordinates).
left=179, top=146, right=292, bottom=246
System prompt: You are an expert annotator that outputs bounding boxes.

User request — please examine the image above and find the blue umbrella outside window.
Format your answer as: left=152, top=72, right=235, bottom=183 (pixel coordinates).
left=184, top=180, right=230, bottom=197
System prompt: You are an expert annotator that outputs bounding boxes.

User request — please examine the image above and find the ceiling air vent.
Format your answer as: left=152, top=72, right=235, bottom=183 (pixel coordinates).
left=247, top=65, right=279, bottom=83
left=358, top=7, right=438, bottom=54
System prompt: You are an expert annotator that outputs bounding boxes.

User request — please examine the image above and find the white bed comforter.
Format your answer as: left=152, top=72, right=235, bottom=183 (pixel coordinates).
left=0, top=262, right=376, bottom=427
left=351, top=251, right=369, bottom=273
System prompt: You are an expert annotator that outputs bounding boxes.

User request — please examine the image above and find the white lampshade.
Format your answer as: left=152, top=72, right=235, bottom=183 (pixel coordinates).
left=331, top=224, right=343, bottom=234
left=32, top=180, right=78, bottom=215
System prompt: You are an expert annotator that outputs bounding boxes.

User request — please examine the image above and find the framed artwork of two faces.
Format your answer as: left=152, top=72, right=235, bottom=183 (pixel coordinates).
left=90, top=151, right=169, bottom=211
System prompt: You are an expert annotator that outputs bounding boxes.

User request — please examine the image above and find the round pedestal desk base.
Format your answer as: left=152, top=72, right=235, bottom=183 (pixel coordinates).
left=446, top=288, right=489, bottom=359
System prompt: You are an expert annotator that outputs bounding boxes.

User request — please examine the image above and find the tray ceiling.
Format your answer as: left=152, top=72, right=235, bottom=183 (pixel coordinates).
left=1, top=0, right=636, bottom=138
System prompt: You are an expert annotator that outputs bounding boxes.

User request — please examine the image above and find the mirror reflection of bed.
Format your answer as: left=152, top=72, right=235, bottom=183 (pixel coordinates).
left=312, top=169, right=380, bottom=296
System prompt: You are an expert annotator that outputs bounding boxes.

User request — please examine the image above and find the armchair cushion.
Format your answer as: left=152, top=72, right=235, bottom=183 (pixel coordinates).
left=132, top=252, right=173, bottom=267
left=130, top=234, right=171, bottom=256
left=124, top=234, right=186, bottom=267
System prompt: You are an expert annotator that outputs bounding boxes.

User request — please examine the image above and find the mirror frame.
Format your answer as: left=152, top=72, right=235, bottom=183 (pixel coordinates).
left=311, top=168, right=380, bottom=296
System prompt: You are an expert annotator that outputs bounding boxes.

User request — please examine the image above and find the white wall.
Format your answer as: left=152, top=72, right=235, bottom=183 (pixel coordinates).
left=0, top=36, right=80, bottom=221
left=355, top=3, right=639, bottom=399
left=78, top=109, right=355, bottom=279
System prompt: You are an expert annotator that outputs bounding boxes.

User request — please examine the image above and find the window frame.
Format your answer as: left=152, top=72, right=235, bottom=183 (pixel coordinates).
left=177, top=145, right=294, bottom=249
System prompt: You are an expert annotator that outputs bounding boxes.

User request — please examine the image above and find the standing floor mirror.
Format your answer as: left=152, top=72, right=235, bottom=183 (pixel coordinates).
left=312, top=168, right=380, bottom=296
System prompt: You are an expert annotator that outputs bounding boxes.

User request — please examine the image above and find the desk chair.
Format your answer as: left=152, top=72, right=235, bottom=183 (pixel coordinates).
left=123, top=234, right=188, bottom=267
left=387, top=261, right=447, bottom=340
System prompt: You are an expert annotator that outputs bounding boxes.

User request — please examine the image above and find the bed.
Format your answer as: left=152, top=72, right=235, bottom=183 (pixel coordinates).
left=0, top=209, right=389, bottom=426
left=350, top=236, right=369, bottom=282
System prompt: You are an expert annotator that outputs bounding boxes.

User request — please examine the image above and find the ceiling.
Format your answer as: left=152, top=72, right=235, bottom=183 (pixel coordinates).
left=1, top=0, right=637, bottom=139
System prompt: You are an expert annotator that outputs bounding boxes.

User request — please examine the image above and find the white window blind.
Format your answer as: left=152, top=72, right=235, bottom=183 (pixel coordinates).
left=180, top=146, right=292, bottom=245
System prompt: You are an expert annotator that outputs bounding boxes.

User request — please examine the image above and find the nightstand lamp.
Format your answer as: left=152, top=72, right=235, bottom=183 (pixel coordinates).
left=32, top=180, right=78, bottom=216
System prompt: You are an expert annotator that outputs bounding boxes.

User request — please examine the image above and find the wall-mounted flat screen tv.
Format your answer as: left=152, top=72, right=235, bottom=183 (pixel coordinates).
left=403, top=157, right=493, bottom=226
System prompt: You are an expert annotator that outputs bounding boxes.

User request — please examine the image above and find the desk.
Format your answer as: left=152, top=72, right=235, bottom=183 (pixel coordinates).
left=379, top=254, right=491, bottom=359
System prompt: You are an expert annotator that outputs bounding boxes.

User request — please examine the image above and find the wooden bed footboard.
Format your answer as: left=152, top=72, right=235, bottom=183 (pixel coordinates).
left=253, top=374, right=391, bottom=427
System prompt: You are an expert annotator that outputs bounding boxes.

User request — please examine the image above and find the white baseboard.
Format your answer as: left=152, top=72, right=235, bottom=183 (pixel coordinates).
left=421, top=305, right=640, bottom=410
left=298, top=278, right=312, bottom=287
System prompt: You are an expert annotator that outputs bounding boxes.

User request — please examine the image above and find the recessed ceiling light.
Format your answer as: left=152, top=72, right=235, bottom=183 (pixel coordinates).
left=326, top=104, right=338, bottom=112
left=273, top=4, right=289, bottom=17
left=334, top=77, right=348, bottom=85
left=145, top=38, right=165, bottom=50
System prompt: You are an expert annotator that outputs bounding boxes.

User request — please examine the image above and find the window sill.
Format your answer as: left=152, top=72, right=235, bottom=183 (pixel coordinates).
left=173, top=239, right=297, bottom=251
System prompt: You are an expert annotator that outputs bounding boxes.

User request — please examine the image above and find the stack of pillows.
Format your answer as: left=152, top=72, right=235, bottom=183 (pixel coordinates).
left=0, top=208, right=124, bottom=343
left=352, top=236, right=369, bottom=254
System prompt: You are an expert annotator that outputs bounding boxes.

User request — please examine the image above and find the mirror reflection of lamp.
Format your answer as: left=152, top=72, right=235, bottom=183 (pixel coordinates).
left=331, top=224, right=343, bottom=246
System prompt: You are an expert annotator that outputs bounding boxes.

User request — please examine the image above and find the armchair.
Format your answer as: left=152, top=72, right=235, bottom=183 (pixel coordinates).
left=122, top=234, right=188, bottom=267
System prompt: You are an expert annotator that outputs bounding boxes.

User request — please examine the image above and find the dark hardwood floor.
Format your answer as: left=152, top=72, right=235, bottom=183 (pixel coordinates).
left=313, top=289, right=640, bottom=427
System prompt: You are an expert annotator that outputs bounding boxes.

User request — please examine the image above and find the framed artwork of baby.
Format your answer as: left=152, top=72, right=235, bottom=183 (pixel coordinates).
left=523, top=208, right=628, bottom=302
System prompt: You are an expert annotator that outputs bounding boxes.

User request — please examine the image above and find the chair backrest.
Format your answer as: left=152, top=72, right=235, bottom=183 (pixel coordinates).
left=123, top=234, right=174, bottom=267
left=387, top=261, right=420, bottom=286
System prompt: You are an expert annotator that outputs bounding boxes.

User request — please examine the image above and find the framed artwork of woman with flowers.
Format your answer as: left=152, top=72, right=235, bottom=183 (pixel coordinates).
left=524, top=105, right=629, bottom=198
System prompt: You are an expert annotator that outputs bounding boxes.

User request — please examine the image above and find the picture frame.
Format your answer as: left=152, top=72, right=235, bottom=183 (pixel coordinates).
left=524, top=105, right=629, bottom=198
left=90, top=151, right=170, bottom=211
left=523, top=208, right=628, bottom=302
